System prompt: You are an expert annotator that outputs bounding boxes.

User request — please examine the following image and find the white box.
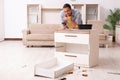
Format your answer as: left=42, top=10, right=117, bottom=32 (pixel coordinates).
left=34, top=57, right=74, bottom=78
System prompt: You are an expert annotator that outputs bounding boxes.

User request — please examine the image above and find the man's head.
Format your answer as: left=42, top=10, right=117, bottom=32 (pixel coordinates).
left=63, top=3, right=72, bottom=16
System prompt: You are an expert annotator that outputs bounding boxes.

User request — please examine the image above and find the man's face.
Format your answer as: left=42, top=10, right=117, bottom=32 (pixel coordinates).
left=63, top=7, right=72, bottom=16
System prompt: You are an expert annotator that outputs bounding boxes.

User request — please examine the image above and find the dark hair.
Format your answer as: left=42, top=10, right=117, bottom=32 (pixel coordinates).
left=63, top=3, right=71, bottom=9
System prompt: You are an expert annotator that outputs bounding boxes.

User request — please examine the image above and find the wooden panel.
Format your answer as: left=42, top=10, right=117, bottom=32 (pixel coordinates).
left=41, top=8, right=61, bottom=24
left=55, top=33, right=89, bottom=44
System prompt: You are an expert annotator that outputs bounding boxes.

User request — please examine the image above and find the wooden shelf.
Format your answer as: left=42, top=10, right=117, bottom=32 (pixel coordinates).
left=86, top=4, right=98, bottom=6
left=27, top=4, right=41, bottom=26
left=42, top=8, right=62, bottom=11
left=72, top=4, right=84, bottom=6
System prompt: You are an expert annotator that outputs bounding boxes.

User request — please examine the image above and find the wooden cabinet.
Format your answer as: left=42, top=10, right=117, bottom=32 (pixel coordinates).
left=26, top=4, right=100, bottom=25
left=54, top=30, right=99, bottom=67
left=27, top=4, right=41, bottom=27
left=72, top=4, right=100, bottom=24
left=86, top=4, right=100, bottom=22
left=116, top=25, right=120, bottom=45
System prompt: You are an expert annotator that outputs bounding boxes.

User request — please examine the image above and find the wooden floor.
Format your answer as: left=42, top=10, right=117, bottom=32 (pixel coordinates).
left=0, top=41, right=120, bottom=80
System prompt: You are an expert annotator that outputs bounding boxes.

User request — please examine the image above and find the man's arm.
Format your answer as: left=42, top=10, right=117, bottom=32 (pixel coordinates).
left=75, top=11, right=82, bottom=25
left=66, top=16, right=78, bottom=29
left=60, top=11, right=68, bottom=29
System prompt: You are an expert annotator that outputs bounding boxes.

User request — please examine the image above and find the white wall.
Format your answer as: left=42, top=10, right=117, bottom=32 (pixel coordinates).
left=4, top=0, right=27, bottom=38
left=0, top=0, right=4, bottom=41
left=100, top=0, right=120, bottom=22
left=4, top=0, right=120, bottom=38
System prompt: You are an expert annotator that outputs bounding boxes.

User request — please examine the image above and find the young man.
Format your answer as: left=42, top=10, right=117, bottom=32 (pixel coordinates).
left=60, top=3, right=82, bottom=29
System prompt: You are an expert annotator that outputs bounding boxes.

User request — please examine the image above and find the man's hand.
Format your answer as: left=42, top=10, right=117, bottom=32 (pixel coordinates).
left=63, top=16, right=72, bottom=21
left=64, top=16, right=78, bottom=29
left=61, top=25, right=68, bottom=29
